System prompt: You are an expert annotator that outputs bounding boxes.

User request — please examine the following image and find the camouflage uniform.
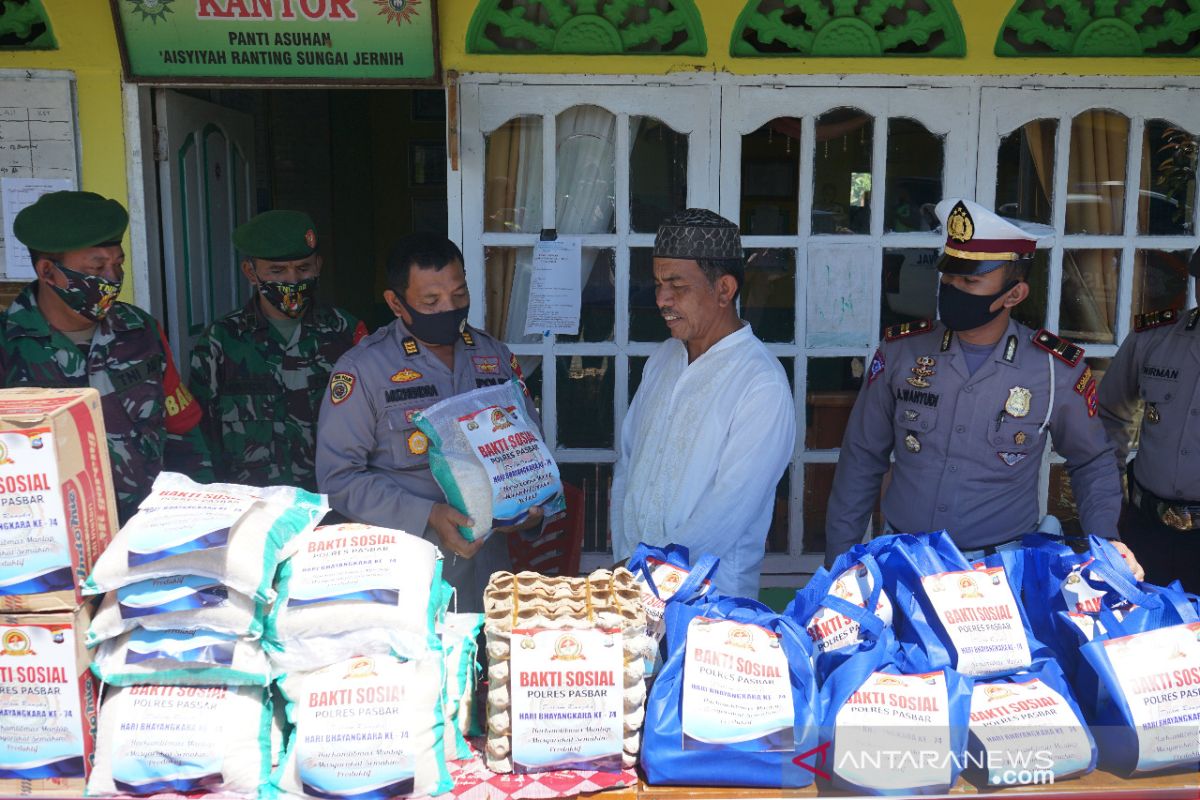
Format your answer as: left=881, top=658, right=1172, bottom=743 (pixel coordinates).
left=0, top=283, right=212, bottom=522
left=189, top=296, right=366, bottom=491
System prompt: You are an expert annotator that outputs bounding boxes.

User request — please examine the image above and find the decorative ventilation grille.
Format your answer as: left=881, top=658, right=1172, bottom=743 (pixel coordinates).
left=997, top=0, right=1200, bottom=57
left=0, top=0, right=55, bottom=49
left=466, top=0, right=707, bottom=55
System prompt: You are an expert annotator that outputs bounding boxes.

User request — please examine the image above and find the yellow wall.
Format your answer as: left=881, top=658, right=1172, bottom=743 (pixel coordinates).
left=440, top=0, right=1200, bottom=77
left=0, top=2, right=131, bottom=299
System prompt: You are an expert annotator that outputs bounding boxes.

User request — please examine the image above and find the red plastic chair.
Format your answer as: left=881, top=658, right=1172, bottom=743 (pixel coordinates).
left=507, top=482, right=584, bottom=576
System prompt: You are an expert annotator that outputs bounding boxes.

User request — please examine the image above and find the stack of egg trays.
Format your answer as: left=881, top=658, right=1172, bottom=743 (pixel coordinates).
left=482, top=568, right=654, bottom=773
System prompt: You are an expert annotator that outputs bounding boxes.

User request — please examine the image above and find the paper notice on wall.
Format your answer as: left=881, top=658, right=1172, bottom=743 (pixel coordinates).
left=2, top=177, right=72, bottom=279
left=524, top=238, right=582, bottom=337
left=806, top=243, right=874, bottom=348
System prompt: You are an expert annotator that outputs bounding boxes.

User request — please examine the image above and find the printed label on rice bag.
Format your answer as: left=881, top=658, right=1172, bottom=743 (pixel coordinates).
left=123, top=489, right=257, bottom=567
left=969, top=677, right=1093, bottom=782
left=0, top=621, right=85, bottom=779
left=116, top=574, right=230, bottom=619
left=681, top=617, right=794, bottom=750
left=1100, top=622, right=1200, bottom=773
left=295, top=656, right=415, bottom=797
left=0, top=428, right=73, bottom=596
left=124, top=629, right=237, bottom=667
left=286, top=525, right=410, bottom=607
left=110, top=685, right=228, bottom=793
left=636, top=558, right=708, bottom=640
left=459, top=404, right=559, bottom=526
left=834, top=671, right=952, bottom=791
left=921, top=567, right=1031, bottom=676
left=806, top=562, right=894, bottom=653
left=510, top=627, right=623, bottom=772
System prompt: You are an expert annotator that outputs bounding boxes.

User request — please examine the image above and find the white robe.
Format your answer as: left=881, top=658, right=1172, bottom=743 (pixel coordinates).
left=610, top=323, right=795, bottom=599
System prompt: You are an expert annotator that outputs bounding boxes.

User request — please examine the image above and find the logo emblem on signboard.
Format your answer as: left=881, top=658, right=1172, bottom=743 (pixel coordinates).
left=552, top=634, right=584, bottom=661
left=127, top=0, right=174, bottom=23
left=1, top=630, right=33, bottom=657
left=374, top=0, right=420, bottom=26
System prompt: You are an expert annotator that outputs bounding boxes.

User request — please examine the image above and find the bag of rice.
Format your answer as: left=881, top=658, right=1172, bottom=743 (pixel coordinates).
left=87, top=685, right=272, bottom=796
left=91, top=628, right=271, bottom=687
left=266, top=523, right=446, bottom=673
left=415, top=380, right=565, bottom=542
left=627, top=542, right=716, bottom=678
left=83, top=472, right=327, bottom=602
left=86, top=574, right=262, bottom=647
left=274, top=653, right=452, bottom=798
left=440, top=612, right=484, bottom=760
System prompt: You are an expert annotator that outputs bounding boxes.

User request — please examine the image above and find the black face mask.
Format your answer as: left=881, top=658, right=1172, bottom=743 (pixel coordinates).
left=398, top=296, right=469, bottom=345
left=938, top=280, right=1017, bottom=332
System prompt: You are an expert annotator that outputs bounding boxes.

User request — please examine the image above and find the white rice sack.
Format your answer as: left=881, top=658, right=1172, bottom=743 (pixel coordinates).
left=415, top=380, right=565, bottom=542
left=91, top=628, right=271, bottom=687
left=88, top=685, right=271, bottom=796
left=266, top=524, right=446, bottom=673
left=440, top=612, right=483, bottom=760
left=87, top=574, right=262, bottom=647
left=274, top=653, right=452, bottom=798
left=83, top=472, right=327, bottom=602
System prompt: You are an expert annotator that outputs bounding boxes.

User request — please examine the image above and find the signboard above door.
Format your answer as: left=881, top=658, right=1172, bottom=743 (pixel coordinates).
left=111, top=0, right=440, bottom=85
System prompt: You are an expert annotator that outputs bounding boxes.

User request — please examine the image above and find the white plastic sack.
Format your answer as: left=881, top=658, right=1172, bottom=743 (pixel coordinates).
left=84, top=473, right=327, bottom=602
left=91, top=628, right=271, bottom=687
left=440, top=612, right=483, bottom=760
left=87, top=574, right=262, bottom=647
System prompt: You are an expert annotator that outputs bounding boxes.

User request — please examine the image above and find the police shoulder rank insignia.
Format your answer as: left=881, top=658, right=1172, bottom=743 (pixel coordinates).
left=390, top=368, right=422, bottom=383
left=461, top=329, right=476, bottom=347
left=868, top=349, right=885, bottom=384
left=1133, top=308, right=1178, bottom=332
left=407, top=430, right=429, bottom=456
left=329, top=372, right=356, bottom=405
left=402, top=337, right=419, bottom=356
left=885, top=319, right=932, bottom=342
left=1031, top=329, right=1083, bottom=367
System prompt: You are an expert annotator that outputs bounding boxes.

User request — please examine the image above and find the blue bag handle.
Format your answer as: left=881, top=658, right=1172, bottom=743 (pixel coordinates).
left=809, top=553, right=887, bottom=639
left=637, top=552, right=719, bottom=604
left=1082, top=537, right=1157, bottom=608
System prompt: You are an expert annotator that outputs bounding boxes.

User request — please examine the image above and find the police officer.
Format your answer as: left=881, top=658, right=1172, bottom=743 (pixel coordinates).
left=315, top=232, right=542, bottom=611
left=0, top=190, right=211, bottom=522
left=825, top=198, right=1143, bottom=576
left=1097, top=247, right=1200, bottom=593
left=188, top=210, right=366, bottom=492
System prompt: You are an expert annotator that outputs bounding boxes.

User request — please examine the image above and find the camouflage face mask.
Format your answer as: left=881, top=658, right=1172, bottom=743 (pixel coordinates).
left=257, top=276, right=318, bottom=319
left=50, top=261, right=121, bottom=322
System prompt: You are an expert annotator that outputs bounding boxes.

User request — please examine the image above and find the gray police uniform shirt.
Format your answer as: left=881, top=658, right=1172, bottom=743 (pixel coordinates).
left=315, top=317, right=538, bottom=612
left=824, top=318, right=1121, bottom=566
left=1098, top=307, right=1200, bottom=501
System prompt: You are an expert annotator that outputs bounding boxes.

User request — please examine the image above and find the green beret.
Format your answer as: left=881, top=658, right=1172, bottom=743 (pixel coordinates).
left=13, top=191, right=128, bottom=253
left=233, top=210, right=318, bottom=260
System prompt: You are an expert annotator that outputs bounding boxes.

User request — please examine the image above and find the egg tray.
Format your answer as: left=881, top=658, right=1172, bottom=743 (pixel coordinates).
left=483, top=569, right=654, bottom=773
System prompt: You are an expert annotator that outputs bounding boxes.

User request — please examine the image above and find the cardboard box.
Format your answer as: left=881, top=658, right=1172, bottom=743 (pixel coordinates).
left=0, top=388, right=117, bottom=612
left=0, top=606, right=98, bottom=798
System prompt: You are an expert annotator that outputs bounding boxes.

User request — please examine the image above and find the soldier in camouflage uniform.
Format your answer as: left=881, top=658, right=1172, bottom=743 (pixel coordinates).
left=188, top=210, right=366, bottom=491
left=0, top=191, right=212, bottom=522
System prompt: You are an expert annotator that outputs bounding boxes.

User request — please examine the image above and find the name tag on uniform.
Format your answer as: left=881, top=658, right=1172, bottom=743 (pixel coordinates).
left=110, top=356, right=162, bottom=393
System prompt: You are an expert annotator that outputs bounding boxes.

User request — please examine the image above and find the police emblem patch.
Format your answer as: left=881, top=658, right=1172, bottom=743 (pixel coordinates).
left=407, top=430, right=429, bottom=456
left=868, top=349, right=885, bottom=384
left=1005, top=387, right=1032, bottom=418
left=473, top=356, right=500, bottom=374
left=390, top=368, right=422, bottom=383
left=997, top=452, right=1027, bottom=466
left=329, top=372, right=356, bottom=405
left=304, top=228, right=317, bottom=248
left=404, top=407, right=425, bottom=424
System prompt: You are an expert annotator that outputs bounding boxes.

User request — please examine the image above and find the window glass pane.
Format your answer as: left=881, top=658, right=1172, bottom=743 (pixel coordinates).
left=996, top=119, right=1056, bottom=225
left=1140, top=119, right=1197, bottom=235
left=484, top=116, right=543, bottom=233
left=1011, top=250, right=1050, bottom=331
left=1133, top=249, right=1191, bottom=316
left=557, top=249, right=614, bottom=343
left=556, top=106, right=616, bottom=234
left=484, top=246, right=542, bottom=345
left=631, top=117, right=688, bottom=233
left=1066, top=110, right=1129, bottom=235
left=630, top=248, right=668, bottom=342
left=767, top=468, right=790, bottom=555
left=806, top=357, right=863, bottom=450
left=813, top=108, right=873, bottom=235
left=885, top=118, right=943, bottom=233
left=743, top=248, right=795, bottom=343
left=517, top=355, right=543, bottom=416
left=629, top=356, right=648, bottom=398
left=557, top=356, right=614, bottom=449
left=560, top=463, right=613, bottom=556
left=1060, top=249, right=1120, bottom=344
left=741, top=118, right=800, bottom=235
left=881, top=248, right=939, bottom=332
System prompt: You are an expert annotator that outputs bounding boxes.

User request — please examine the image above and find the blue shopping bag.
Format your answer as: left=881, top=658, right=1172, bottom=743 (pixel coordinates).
left=640, top=594, right=820, bottom=788
left=820, top=620, right=973, bottom=795
left=627, top=542, right=718, bottom=678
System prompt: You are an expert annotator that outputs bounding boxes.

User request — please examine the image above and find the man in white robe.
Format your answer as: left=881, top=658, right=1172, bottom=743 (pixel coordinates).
left=610, top=209, right=795, bottom=598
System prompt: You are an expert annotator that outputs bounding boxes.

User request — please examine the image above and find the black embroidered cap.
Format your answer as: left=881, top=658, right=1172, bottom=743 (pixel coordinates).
left=653, top=208, right=742, bottom=262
